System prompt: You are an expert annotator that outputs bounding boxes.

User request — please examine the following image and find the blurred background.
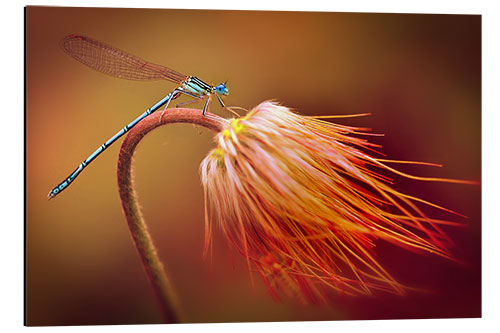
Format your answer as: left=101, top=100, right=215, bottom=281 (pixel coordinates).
left=26, top=7, right=481, bottom=325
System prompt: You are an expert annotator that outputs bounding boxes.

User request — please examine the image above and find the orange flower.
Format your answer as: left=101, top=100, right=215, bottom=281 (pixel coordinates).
left=200, top=101, right=474, bottom=303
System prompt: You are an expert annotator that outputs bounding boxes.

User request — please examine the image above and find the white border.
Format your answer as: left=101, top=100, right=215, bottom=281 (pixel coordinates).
left=4, top=0, right=498, bottom=332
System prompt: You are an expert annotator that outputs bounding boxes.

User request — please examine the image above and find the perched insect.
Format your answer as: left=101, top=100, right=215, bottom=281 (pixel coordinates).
left=48, top=34, right=230, bottom=199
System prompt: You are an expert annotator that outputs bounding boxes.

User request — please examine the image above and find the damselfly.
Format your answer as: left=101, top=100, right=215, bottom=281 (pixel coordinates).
left=48, top=34, right=230, bottom=199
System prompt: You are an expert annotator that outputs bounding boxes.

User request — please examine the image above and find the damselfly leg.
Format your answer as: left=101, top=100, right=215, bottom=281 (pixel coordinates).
left=202, top=94, right=212, bottom=116
left=176, top=99, right=202, bottom=108
left=159, top=89, right=203, bottom=122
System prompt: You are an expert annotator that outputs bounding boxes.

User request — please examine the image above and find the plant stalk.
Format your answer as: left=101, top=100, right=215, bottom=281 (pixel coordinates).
left=117, top=108, right=227, bottom=323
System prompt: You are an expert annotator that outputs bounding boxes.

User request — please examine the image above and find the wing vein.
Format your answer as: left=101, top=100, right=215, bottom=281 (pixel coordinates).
left=61, top=34, right=187, bottom=83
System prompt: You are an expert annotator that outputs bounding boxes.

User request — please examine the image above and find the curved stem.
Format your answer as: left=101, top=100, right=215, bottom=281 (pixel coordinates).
left=117, top=108, right=227, bottom=323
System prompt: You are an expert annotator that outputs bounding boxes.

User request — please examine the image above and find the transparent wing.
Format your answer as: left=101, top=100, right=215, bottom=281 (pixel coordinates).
left=60, top=34, right=187, bottom=83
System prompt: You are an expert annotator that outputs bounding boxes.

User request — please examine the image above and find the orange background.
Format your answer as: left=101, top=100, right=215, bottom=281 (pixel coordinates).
left=26, top=7, right=481, bottom=325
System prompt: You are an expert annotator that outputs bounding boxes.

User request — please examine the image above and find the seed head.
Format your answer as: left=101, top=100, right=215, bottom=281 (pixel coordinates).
left=200, top=101, right=465, bottom=303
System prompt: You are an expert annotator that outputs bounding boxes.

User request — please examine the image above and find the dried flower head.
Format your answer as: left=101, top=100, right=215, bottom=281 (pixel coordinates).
left=200, top=101, right=472, bottom=303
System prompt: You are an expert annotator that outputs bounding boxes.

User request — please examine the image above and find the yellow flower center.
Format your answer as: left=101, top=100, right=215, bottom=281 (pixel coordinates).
left=223, top=118, right=245, bottom=138
left=211, top=147, right=224, bottom=159
left=211, top=148, right=225, bottom=167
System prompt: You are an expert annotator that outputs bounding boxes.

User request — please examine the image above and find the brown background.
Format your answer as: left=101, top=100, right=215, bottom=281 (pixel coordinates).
left=26, top=7, right=481, bottom=325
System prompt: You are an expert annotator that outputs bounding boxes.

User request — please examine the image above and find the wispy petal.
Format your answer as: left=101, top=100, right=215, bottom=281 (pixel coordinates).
left=200, top=101, right=471, bottom=303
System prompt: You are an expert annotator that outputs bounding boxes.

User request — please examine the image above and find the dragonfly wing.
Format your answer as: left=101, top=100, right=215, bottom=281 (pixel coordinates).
left=61, top=34, right=187, bottom=83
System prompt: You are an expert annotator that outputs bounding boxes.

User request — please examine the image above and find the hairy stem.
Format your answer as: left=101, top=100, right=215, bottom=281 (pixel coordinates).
left=117, top=108, right=227, bottom=323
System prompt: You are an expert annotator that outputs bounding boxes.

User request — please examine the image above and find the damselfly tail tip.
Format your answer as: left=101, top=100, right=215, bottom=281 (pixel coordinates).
left=47, top=191, right=55, bottom=200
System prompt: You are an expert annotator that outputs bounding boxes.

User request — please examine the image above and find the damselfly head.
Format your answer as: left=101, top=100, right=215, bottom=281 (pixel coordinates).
left=215, top=83, right=229, bottom=96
